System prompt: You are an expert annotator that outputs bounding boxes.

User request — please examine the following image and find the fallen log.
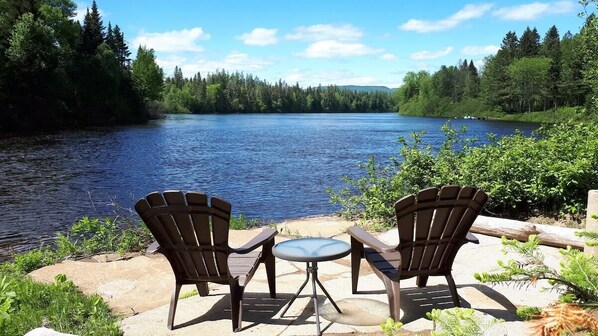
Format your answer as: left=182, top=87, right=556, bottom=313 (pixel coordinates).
left=471, top=215, right=585, bottom=250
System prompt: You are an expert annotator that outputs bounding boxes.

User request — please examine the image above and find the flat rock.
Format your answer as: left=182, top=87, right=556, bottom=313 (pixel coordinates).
left=28, top=215, right=568, bottom=335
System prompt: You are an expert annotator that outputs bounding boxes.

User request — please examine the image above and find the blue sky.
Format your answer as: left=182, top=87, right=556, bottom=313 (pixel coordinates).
left=76, top=1, right=586, bottom=88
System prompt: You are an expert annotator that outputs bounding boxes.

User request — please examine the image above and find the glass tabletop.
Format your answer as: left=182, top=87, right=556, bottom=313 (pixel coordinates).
left=272, top=237, right=351, bottom=262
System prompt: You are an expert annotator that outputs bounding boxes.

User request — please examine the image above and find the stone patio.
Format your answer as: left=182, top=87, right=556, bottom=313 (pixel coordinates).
left=29, top=216, right=569, bottom=335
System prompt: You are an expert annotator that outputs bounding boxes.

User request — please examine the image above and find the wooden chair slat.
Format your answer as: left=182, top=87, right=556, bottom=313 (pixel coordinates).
left=351, top=185, right=488, bottom=322
left=164, top=191, right=207, bottom=280
left=134, top=191, right=277, bottom=332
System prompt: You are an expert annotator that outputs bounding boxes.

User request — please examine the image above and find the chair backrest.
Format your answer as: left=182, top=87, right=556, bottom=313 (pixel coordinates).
left=394, top=185, right=488, bottom=276
left=135, top=191, right=233, bottom=283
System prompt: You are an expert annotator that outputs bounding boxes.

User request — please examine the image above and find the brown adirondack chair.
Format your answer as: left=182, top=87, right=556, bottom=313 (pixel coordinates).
left=134, top=191, right=277, bottom=332
left=348, top=185, right=488, bottom=321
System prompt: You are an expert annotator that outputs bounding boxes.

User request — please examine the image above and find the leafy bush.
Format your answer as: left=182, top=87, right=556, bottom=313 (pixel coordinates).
left=427, top=308, right=502, bottom=336
left=2, top=216, right=153, bottom=275
left=329, top=122, right=598, bottom=227
left=380, top=317, right=404, bottom=336
left=55, top=217, right=152, bottom=257
left=0, top=273, right=121, bottom=336
left=229, top=215, right=261, bottom=230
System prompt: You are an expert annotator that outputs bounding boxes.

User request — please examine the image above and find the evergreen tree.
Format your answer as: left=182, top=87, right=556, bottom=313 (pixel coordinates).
left=501, top=31, right=520, bottom=61
left=464, top=60, right=480, bottom=98
left=541, top=26, right=561, bottom=109
left=560, top=32, right=587, bottom=106
left=79, top=0, right=104, bottom=58
left=519, top=27, right=541, bottom=57
left=105, top=22, right=115, bottom=50
left=112, top=25, right=130, bottom=69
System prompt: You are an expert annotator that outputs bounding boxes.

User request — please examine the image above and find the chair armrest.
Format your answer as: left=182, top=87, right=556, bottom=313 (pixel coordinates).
left=347, top=226, right=395, bottom=253
left=146, top=241, right=163, bottom=254
left=233, top=228, right=278, bottom=254
left=466, top=232, right=479, bottom=244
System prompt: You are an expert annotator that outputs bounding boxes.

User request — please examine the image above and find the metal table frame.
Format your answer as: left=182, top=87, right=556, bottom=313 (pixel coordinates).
left=272, top=238, right=350, bottom=335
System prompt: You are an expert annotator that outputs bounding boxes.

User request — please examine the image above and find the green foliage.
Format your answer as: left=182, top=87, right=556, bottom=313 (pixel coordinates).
left=0, top=0, right=149, bottom=131
left=2, top=216, right=153, bottom=275
left=516, top=306, right=542, bottom=320
left=380, top=317, right=404, bottom=336
left=398, top=18, right=597, bottom=119
left=55, top=217, right=153, bottom=257
left=132, top=46, right=164, bottom=102
left=0, top=273, right=121, bottom=336
left=160, top=69, right=396, bottom=114
left=229, top=215, right=261, bottom=230
left=474, top=235, right=598, bottom=304
left=329, top=122, right=598, bottom=225
left=427, top=308, right=502, bottom=336
left=0, top=276, right=16, bottom=334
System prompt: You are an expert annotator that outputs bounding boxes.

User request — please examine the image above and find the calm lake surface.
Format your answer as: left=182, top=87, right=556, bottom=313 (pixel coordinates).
left=0, top=113, right=537, bottom=256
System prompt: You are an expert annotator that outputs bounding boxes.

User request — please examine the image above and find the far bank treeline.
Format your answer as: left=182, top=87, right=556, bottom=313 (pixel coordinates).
left=161, top=69, right=395, bottom=114
left=397, top=12, right=598, bottom=118
left=0, top=0, right=164, bottom=131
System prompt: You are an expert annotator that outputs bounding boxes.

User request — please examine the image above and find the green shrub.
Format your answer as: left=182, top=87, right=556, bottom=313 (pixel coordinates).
left=380, top=317, right=404, bottom=336
left=0, top=273, right=121, bottom=336
left=2, top=216, right=153, bottom=275
left=229, top=215, right=260, bottom=230
left=329, top=122, right=598, bottom=227
left=427, top=308, right=502, bottom=336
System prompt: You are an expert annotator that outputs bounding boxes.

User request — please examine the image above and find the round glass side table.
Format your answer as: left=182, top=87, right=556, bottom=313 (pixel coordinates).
left=272, top=237, right=351, bottom=335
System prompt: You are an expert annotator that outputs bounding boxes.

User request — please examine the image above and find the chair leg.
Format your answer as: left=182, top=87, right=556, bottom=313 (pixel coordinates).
left=264, top=239, right=276, bottom=298
left=445, top=273, right=461, bottom=307
left=351, top=236, right=363, bottom=294
left=382, top=276, right=401, bottom=322
left=168, top=282, right=182, bottom=330
left=230, top=283, right=244, bottom=332
left=197, top=282, right=209, bottom=296
left=416, top=275, right=429, bottom=288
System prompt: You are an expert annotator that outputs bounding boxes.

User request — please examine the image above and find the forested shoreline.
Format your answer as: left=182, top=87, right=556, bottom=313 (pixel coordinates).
left=396, top=12, right=598, bottom=119
left=161, top=69, right=395, bottom=114
left=0, top=0, right=163, bottom=131
left=2, top=1, right=597, bottom=132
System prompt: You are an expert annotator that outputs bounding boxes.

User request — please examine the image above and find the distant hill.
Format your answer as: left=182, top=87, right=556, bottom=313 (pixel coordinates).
left=337, top=85, right=396, bottom=93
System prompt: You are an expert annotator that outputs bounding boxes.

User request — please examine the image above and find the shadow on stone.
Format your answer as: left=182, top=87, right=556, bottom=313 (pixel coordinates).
left=399, top=283, right=520, bottom=324
left=174, top=291, right=339, bottom=332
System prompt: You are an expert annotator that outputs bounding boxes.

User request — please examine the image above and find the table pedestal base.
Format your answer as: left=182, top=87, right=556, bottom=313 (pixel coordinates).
left=280, top=261, right=342, bottom=335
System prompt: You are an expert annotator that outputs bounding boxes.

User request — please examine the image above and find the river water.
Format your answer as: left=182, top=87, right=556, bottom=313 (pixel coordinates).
left=0, top=113, right=537, bottom=257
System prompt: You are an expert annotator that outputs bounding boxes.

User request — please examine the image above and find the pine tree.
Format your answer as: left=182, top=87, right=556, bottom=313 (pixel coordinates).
left=112, top=25, right=130, bottom=69
left=501, top=31, right=519, bottom=61
left=542, top=26, right=561, bottom=109
left=520, top=27, right=541, bottom=57
left=79, top=0, right=104, bottom=58
left=105, top=22, right=115, bottom=50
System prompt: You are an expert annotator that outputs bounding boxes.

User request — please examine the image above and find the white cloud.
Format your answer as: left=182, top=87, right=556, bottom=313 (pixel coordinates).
left=410, top=47, right=454, bottom=60
left=286, top=24, right=362, bottom=41
left=300, top=40, right=382, bottom=58
left=157, top=52, right=272, bottom=76
left=380, top=53, right=398, bottom=61
left=133, top=28, right=210, bottom=53
left=493, top=1, right=575, bottom=20
left=400, top=4, right=493, bottom=33
left=461, top=45, right=500, bottom=56
left=283, top=68, right=400, bottom=88
left=237, top=28, right=278, bottom=46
